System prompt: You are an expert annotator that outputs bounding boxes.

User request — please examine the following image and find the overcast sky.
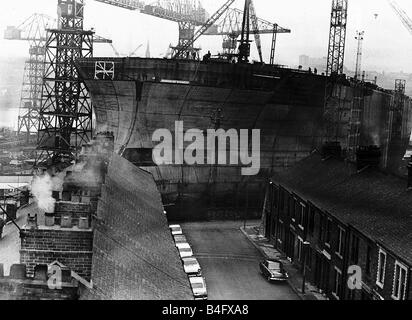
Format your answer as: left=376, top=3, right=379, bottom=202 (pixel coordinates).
left=1, top=0, right=412, bottom=72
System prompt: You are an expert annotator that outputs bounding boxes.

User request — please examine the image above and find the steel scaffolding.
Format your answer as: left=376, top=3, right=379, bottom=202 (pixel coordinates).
left=326, top=0, right=348, bottom=76
left=37, top=0, right=94, bottom=167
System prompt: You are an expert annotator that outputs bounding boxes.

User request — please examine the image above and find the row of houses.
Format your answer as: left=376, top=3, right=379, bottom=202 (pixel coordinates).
left=262, top=148, right=412, bottom=300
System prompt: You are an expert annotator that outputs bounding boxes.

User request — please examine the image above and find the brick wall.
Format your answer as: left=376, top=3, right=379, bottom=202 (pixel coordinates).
left=54, top=202, right=91, bottom=226
left=20, top=228, right=93, bottom=281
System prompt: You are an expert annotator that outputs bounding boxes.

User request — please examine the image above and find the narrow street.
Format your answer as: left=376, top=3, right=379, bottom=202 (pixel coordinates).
left=181, top=221, right=299, bottom=300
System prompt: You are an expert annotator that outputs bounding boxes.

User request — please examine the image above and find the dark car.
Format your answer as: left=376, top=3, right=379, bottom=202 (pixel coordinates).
left=259, top=259, right=289, bottom=282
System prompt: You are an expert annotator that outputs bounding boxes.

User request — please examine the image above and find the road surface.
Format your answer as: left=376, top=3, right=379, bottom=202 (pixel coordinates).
left=181, top=221, right=299, bottom=300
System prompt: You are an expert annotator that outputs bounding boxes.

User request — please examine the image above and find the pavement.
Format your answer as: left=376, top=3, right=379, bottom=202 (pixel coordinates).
left=240, top=224, right=327, bottom=301
left=181, top=220, right=299, bottom=300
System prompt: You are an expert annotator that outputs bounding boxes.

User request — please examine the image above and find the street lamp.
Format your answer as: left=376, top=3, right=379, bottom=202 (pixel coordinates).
left=301, top=241, right=311, bottom=294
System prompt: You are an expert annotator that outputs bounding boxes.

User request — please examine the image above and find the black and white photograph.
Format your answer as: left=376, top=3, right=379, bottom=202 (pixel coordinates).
left=0, top=0, right=411, bottom=308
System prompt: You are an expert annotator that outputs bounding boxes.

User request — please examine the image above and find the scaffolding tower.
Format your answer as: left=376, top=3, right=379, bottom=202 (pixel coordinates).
left=4, top=14, right=55, bottom=142
left=37, top=0, right=94, bottom=167
left=392, top=79, right=406, bottom=139
left=326, top=0, right=348, bottom=76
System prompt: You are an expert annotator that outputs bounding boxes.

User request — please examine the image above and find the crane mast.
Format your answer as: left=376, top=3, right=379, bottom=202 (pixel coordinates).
left=388, top=0, right=412, bottom=35
left=249, top=0, right=263, bottom=63
left=326, top=0, right=348, bottom=76
left=172, top=0, right=236, bottom=59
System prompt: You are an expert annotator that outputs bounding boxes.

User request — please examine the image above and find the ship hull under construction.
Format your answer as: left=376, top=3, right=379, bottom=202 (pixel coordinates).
left=76, top=58, right=412, bottom=221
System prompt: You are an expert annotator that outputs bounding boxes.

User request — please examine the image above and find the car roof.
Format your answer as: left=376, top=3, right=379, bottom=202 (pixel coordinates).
left=189, top=277, right=205, bottom=284
left=266, top=259, right=282, bottom=263
left=183, top=257, right=198, bottom=263
left=176, top=242, right=191, bottom=248
left=169, top=224, right=181, bottom=228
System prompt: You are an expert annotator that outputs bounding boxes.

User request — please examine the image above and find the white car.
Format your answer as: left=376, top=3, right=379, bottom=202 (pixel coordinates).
left=174, top=234, right=188, bottom=245
left=169, top=224, right=183, bottom=236
left=189, top=276, right=208, bottom=300
left=176, top=242, right=193, bottom=258
left=182, top=257, right=202, bottom=276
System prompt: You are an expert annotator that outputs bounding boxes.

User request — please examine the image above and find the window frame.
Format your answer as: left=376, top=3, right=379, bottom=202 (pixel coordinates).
left=391, top=261, right=408, bottom=300
left=351, top=234, right=360, bottom=264
left=325, top=218, right=332, bottom=248
left=365, top=244, right=372, bottom=277
left=376, top=248, right=387, bottom=289
left=298, top=203, right=306, bottom=230
left=332, top=267, right=342, bottom=300
left=336, top=226, right=345, bottom=259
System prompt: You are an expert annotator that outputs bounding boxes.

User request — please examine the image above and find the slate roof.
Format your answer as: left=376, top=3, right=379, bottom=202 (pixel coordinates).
left=273, top=152, right=412, bottom=266
left=83, top=153, right=193, bottom=300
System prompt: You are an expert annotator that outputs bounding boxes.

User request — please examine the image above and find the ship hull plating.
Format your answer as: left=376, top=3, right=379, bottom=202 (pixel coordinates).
left=77, top=58, right=412, bottom=221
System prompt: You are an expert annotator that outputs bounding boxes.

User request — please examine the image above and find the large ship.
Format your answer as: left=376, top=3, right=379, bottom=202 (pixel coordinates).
left=75, top=57, right=412, bottom=220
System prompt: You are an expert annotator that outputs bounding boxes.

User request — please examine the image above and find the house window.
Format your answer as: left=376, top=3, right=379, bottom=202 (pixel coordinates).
left=291, top=198, right=297, bottom=222
left=319, top=214, right=325, bottom=242
left=277, top=221, right=285, bottom=248
left=333, top=267, right=342, bottom=299
left=392, top=261, right=408, bottom=300
left=336, top=227, right=345, bottom=258
left=376, top=249, right=387, bottom=288
left=308, top=207, right=315, bottom=235
left=351, top=235, right=360, bottom=264
left=366, top=245, right=372, bottom=276
left=307, top=247, right=313, bottom=270
left=297, top=238, right=304, bottom=263
left=325, top=218, right=332, bottom=247
left=279, top=190, right=285, bottom=211
left=298, top=203, right=305, bottom=229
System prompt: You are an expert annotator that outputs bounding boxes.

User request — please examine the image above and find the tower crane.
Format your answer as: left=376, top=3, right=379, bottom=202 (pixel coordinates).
left=4, top=14, right=112, bottom=142
left=4, top=14, right=55, bottom=142
left=172, top=0, right=236, bottom=59
left=388, top=0, right=412, bottom=35
left=93, top=0, right=286, bottom=61
left=93, top=0, right=208, bottom=58
left=204, top=4, right=290, bottom=63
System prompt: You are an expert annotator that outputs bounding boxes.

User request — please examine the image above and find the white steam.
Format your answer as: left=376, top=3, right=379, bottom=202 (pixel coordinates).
left=31, top=172, right=65, bottom=213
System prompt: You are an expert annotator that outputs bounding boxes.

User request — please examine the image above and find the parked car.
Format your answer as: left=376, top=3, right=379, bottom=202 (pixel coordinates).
left=174, top=234, right=188, bottom=245
left=259, top=259, right=289, bottom=282
left=189, top=276, right=208, bottom=300
left=169, top=224, right=183, bottom=236
left=182, top=257, right=202, bottom=276
left=176, top=242, right=193, bottom=258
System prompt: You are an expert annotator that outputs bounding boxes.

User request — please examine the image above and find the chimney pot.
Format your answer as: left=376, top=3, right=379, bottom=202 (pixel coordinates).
left=45, top=212, right=55, bottom=227
left=27, top=213, right=38, bottom=229
left=78, top=217, right=90, bottom=229
left=61, top=215, right=72, bottom=228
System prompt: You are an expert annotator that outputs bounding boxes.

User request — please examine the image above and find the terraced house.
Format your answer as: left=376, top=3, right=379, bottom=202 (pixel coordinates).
left=263, top=147, right=412, bottom=300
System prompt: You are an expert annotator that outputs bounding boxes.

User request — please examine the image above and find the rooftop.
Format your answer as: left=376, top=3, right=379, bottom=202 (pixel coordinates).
left=272, top=152, right=412, bottom=266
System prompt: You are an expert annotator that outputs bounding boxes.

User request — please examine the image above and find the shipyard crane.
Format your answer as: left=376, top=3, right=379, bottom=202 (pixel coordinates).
left=249, top=0, right=262, bottom=62
left=388, top=0, right=412, bottom=36
left=4, top=14, right=55, bottom=142
left=204, top=5, right=290, bottom=62
left=354, top=30, right=364, bottom=80
left=4, top=13, right=112, bottom=142
left=326, top=0, right=348, bottom=76
left=172, top=0, right=236, bottom=58
left=93, top=0, right=208, bottom=57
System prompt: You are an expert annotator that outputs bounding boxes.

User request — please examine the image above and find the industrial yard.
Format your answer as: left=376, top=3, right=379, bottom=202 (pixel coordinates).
left=0, top=0, right=411, bottom=306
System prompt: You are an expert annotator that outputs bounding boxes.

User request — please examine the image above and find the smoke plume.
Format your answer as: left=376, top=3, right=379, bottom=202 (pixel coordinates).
left=31, top=172, right=65, bottom=213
